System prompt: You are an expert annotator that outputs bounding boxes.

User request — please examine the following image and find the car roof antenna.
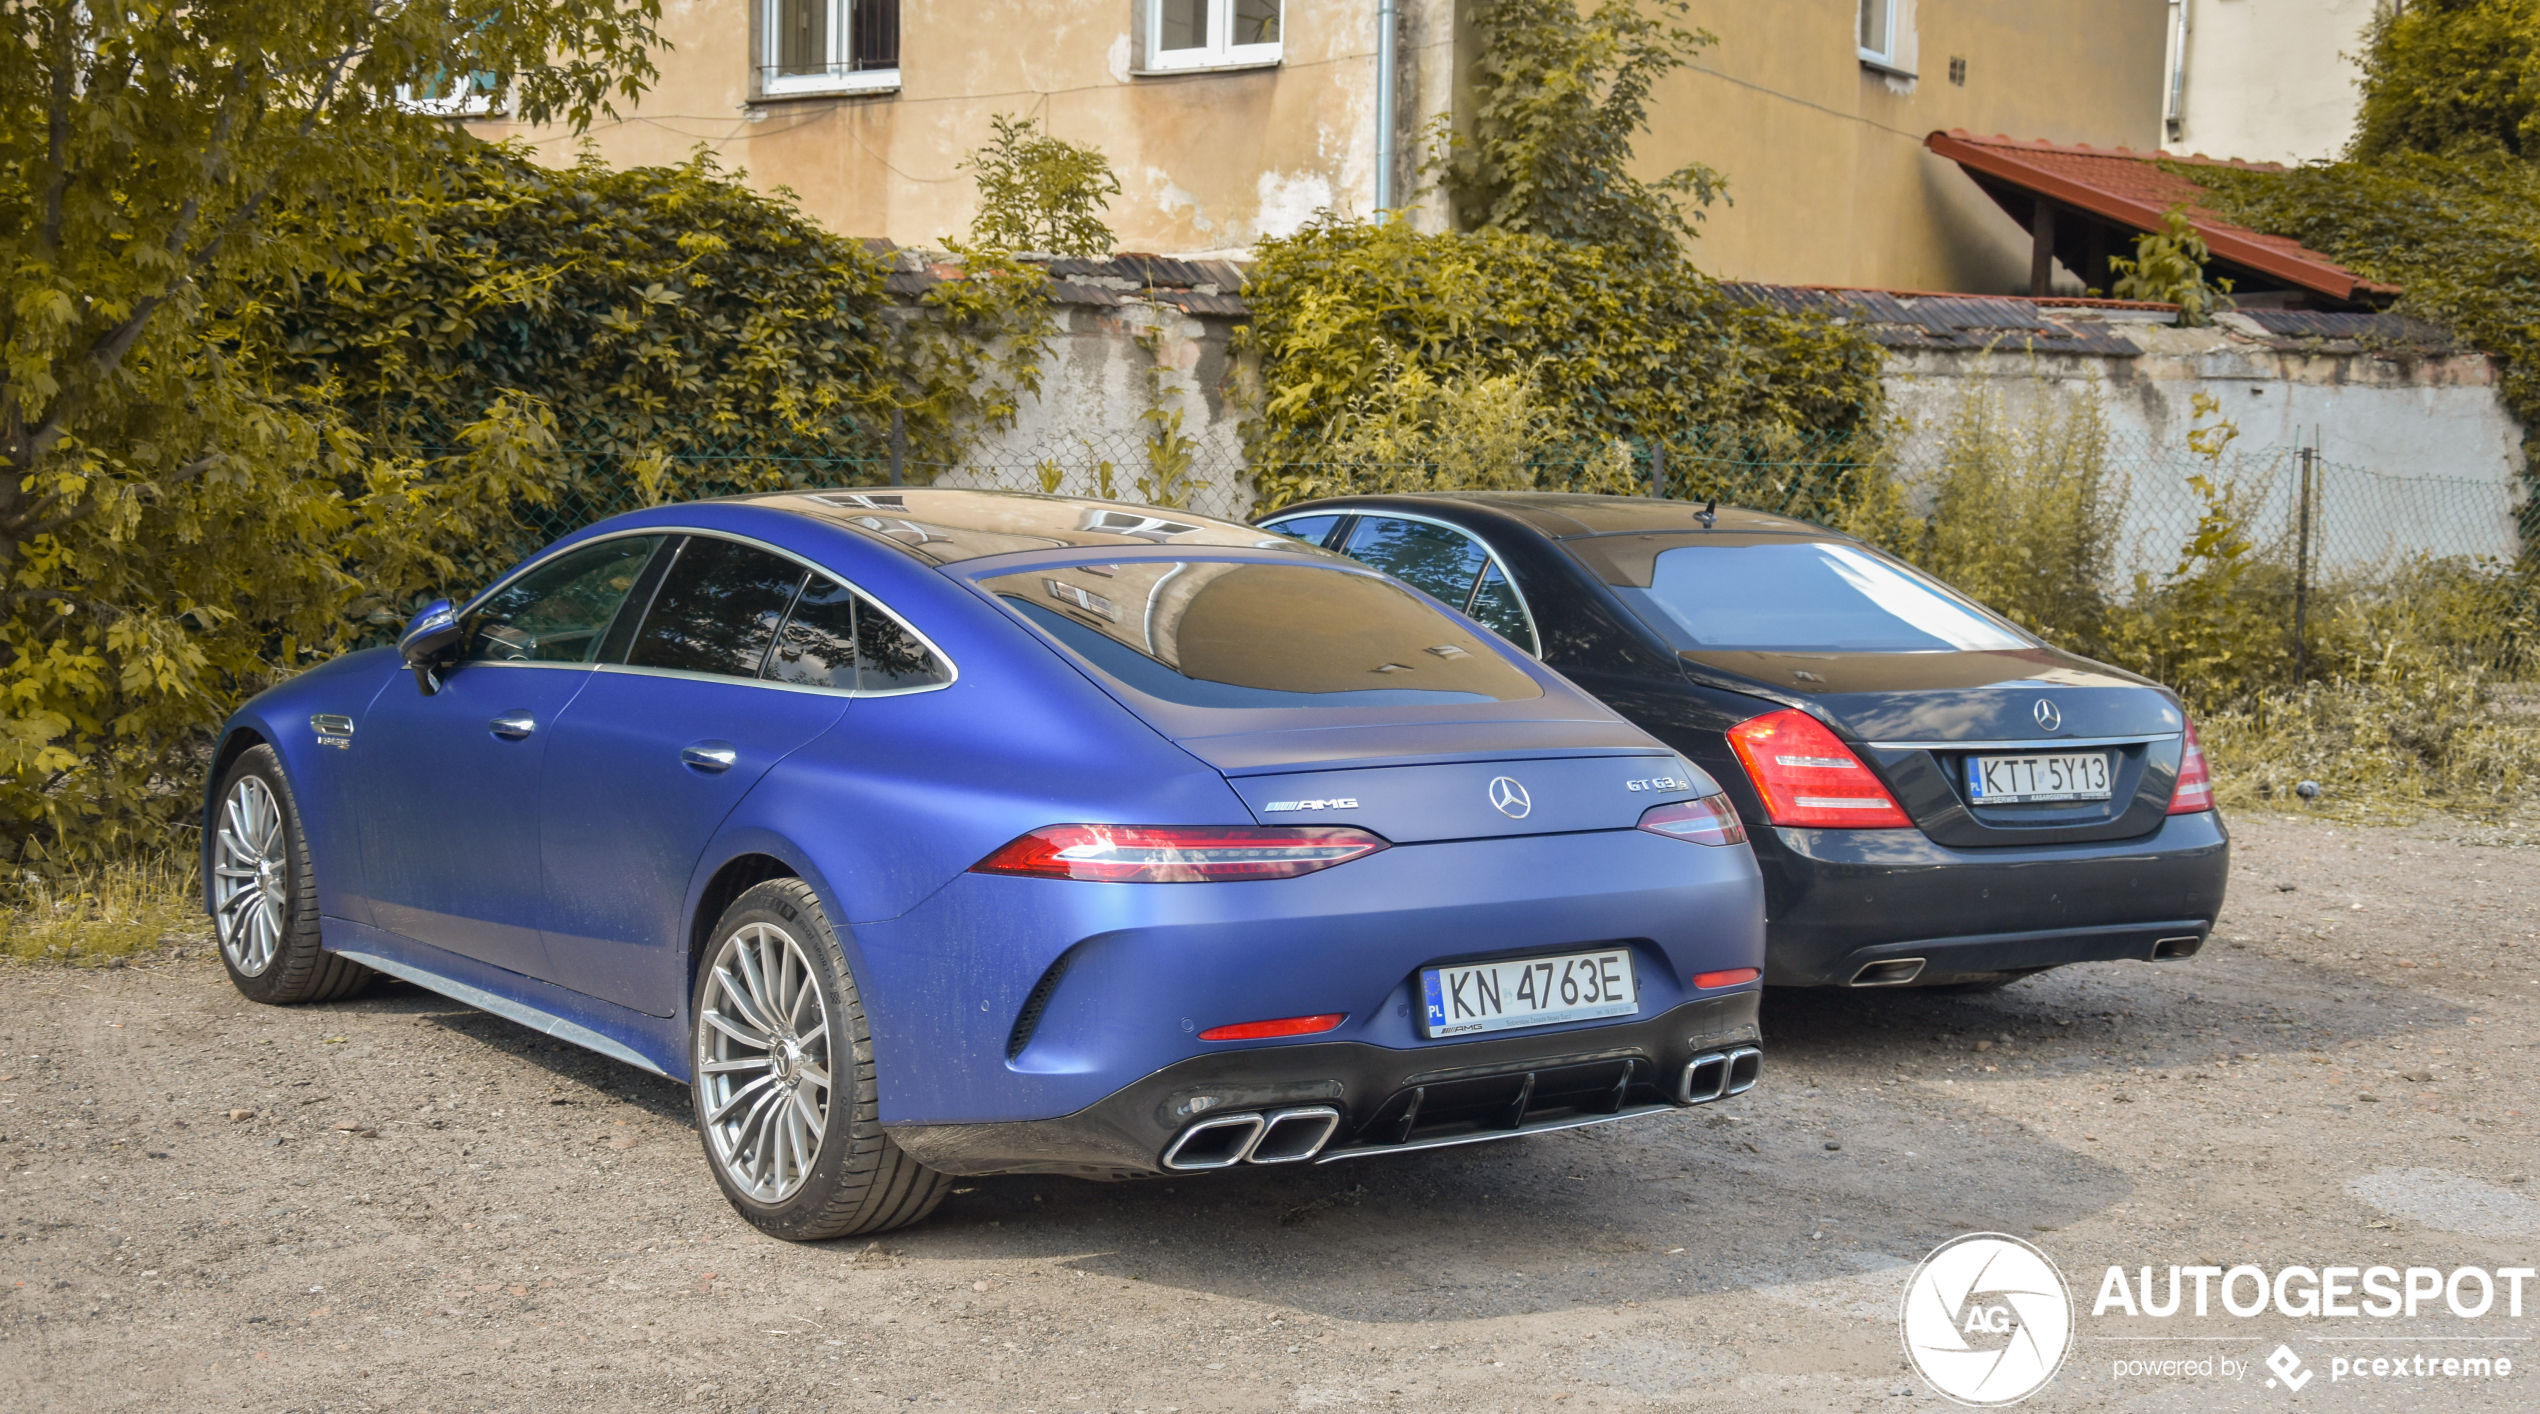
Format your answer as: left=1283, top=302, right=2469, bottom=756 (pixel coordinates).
left=1698, top=499, right=1717, bottom=529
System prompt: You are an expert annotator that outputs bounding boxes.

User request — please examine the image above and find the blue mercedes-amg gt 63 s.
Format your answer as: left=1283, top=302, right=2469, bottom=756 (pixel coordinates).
left=204, top=489, right=1766, bottom=1240
left=1259, top=493, right=2228, bottom=994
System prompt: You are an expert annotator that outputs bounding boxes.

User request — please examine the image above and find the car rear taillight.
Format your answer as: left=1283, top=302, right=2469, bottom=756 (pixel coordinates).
left=1693, top=967, right=1760, bottom=989
left=1638, top=796, right=1747, bottom=846
left=2167, top=719, right=2212, bottom=815
left=969, top=824, right=1389, bottom=883
left=1725, top=709, right=1911, bottom=828
left=1197, top=1013, right=1347, bottom=1041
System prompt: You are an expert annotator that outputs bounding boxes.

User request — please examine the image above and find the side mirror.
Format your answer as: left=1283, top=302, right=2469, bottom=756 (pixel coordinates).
left=399, top=599, right=463, bottom=695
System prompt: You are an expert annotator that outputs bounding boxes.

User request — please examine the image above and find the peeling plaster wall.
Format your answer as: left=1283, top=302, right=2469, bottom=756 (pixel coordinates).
left=1883, top=318, right=2528, bottom=572
left=936, top=301, right=1256, bottom=512
left=464, top=0, right=1462, bottom=254
left=933, top=299, right=2526, bottom=559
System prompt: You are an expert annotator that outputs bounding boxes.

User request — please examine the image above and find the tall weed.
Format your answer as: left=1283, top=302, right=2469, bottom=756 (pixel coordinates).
left=2, top=852, right=201, bottom=966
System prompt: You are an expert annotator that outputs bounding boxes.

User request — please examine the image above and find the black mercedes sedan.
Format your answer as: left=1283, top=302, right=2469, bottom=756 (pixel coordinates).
left=1258, top=493, right=2227, bottom=991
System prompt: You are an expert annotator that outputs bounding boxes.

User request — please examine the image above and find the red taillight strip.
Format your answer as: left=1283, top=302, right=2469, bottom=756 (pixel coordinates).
left=2168, top=719, right=2213, bottom=814
left=1197, top=1013, right=1347, bottom=1041
left=1725, top=709, right=1911, bottom=829
left=969, top=824, right=1390, bottom=883
left=1693, top=967, right=1760, bottom=989
left=1637, top=796, right=1748, bottom=846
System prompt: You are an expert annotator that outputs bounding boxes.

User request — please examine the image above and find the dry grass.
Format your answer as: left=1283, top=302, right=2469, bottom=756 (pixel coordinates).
left=1, top=852, right=203, bottom=966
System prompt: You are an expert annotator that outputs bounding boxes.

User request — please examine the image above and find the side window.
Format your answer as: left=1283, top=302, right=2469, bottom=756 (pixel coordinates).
left=1263, top=514, right=1342, bottom=548
left=1342, top=517, right=1489, bottom=612
left=765, top=575, right=951, bottom=692
left=1468, top=564, right=1536, bottom=649
left=626, top=537, right=809, bottom=680
left=761, top=0, right=899, bottom=96
left=464, top=537, right=663, bottom=665
left=1146, top=0, right=1280, bottom=72
left=855, top=594, right=951, bottom=691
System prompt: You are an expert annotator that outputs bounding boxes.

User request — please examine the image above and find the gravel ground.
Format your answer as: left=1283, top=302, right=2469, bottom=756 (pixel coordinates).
left=6, top=812, right=2540, bottom=1412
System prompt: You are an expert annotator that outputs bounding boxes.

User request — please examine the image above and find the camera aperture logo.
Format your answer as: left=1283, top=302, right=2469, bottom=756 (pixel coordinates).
left=1902, top=1233, right=2076, bottom=1406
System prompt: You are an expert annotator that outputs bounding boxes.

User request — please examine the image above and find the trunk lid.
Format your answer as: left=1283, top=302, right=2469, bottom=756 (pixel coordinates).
left=1216, top=745, right=1701, bottom=843
left=1683, top=648, right=2190, bottom=846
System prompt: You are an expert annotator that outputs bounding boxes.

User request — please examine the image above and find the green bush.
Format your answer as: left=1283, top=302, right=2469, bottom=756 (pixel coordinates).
left=1236, top=218, right=1884, bottom=511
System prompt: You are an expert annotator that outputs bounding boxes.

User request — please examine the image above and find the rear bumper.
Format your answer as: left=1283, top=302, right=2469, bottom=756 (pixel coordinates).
left=1757, top=809, right=2230, bottom=986
left=885, top=991, right=1761, bottom=1178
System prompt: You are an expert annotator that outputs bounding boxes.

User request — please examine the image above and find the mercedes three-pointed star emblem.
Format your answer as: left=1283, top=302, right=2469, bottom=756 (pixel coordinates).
left=1488, top=776, right=1532, bottom=819
left=2033, top=698, right=2063, bottom=732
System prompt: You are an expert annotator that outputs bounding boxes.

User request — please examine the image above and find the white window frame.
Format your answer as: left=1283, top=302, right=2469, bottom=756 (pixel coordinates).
left=759, top=0, right=900, bottom=99
left=396, top=70, right=503, bottom=118
left=1139, top=0, right=1283, bottom=75
left=1856, top=0, right=1917, bottom=79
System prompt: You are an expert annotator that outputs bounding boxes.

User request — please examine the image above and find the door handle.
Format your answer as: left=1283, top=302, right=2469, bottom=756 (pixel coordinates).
left=488, top=713, right=537, bottom=740
left=682, top=741, right=739, bottom=772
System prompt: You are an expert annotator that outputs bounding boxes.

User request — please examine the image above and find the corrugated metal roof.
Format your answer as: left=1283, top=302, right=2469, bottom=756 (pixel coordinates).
left=1717, top=283, right=2143, bottom=356
left=1926, top=130, right=2399, bottom=303
left=2234, top=310, right=2451, bottom=343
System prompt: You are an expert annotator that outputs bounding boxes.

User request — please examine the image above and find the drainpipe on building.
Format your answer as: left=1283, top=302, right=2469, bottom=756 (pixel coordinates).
left=2163, top=0, right=2191, bottom=143
left=1374, top=0, right=1398, bottom=218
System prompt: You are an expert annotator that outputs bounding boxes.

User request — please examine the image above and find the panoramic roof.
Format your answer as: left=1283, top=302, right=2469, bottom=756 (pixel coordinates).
left=749, top=488, right=1311, bottom=565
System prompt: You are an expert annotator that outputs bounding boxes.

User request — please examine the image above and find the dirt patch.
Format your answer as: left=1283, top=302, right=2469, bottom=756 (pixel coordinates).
left=4, top=811, right=2538, bottom=1410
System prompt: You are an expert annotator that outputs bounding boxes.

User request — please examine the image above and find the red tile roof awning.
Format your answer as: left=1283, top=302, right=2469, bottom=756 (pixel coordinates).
left=1926, top=129, right=2398, bottom=303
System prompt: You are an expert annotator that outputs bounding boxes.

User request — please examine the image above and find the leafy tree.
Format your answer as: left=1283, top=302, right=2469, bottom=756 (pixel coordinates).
left=0, top=0, right=662, bottom=859
left=1438, top=0, right=1727, bottom=263
left=2351, top=0, right=2540, bottom=160
left=2108, top=205, right=2235, bottom=326
left=960, top=114, right=1122, bottom=257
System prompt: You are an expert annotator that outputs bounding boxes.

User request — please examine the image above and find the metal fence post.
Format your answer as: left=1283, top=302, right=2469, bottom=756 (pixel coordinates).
left=1650, top=439, right=1666, bottom=499
left=2294, top=442, right=2314, bottom=683
left=888, top=408, right=906, bottom=487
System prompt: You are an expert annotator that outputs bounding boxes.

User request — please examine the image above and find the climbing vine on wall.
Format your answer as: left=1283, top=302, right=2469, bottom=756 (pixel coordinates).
left=1234, top=218, right=1885, bottom=512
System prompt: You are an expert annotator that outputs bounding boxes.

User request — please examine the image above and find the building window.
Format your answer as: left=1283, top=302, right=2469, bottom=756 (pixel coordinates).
left=1857, top=0, right=1916, bottom=77
left=762, top=0, right=899, bottom=96
left=1143, top=0, right=1281, bottom=73
left=398, top=70, right=503, bottom=117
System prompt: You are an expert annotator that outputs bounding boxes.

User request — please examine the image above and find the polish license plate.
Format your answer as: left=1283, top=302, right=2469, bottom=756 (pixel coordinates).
left=1966, top=752, right=2113, bottom=804
left=1420, top=949, right=1638, bottom=1039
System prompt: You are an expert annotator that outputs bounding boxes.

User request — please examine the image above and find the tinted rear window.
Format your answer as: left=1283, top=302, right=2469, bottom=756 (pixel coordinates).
left=982, top=561, right=1542, bottom=708
left=1620, top=542, right=2028, bottom=652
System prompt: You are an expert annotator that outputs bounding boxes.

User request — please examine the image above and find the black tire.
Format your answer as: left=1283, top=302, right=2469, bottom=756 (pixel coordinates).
left=689, top=878, right=949, bottom=1241
left=207, top=745, right=371, bottom=1005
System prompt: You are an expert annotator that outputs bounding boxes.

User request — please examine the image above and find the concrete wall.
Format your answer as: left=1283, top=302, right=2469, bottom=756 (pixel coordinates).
left=1882, top=315, right=2526, bottom=576
left=934, top=292, right=2527, bottom=570
left=931, top=298, right=1259, bottom=522
left=468, top=0, right=2169, bottom=294
left=2168, top=0, right=2379, bottom=165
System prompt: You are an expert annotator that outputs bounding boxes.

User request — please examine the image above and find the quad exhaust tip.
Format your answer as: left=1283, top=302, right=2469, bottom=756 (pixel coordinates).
left=1849, top=957, right=1926, bottom=987
left=1160, top=1104, right=1342, bottom=1171
left=1680, top=1045, right=1763, bottom=1105
left=2151, top=935, right=2203, bottom=961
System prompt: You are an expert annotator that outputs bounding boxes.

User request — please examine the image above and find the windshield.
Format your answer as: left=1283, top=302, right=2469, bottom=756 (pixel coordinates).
left=1618, top=542, right=2029, bottom=652
left=982, top=560, right=1544, bottom=709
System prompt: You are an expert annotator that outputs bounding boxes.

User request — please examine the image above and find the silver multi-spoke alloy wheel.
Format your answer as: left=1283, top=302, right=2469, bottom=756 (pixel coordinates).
left=696, top=920, right=835, bottom=1204
left=212, top=774, right=288, bottom=977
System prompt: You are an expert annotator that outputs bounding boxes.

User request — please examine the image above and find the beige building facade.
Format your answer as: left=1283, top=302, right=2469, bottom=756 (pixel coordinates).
left=464, top=0, right=2171, bottom=294
left=2160, top=0, right=2381, bottom=166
